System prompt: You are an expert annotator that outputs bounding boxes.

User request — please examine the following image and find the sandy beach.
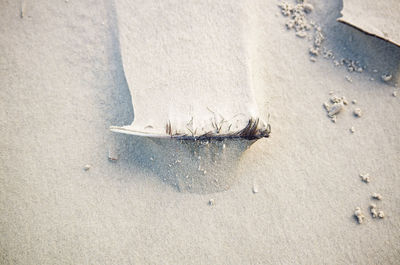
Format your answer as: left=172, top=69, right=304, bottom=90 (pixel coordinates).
left=1, top=0, right=399, bottom=264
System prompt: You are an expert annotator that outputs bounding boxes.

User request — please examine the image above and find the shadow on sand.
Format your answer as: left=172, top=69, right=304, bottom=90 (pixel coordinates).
left=320, top=0, right=400, bottom=83
left=102, top=0, right=263, bottom=193
left=113, top=134, right=256, bottom=194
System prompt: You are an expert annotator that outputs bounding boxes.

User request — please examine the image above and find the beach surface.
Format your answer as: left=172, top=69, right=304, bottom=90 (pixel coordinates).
left=1, top=0, right=399, bottom=264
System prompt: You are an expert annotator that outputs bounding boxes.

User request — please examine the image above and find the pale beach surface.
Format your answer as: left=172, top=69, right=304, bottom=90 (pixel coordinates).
left=0, top=0, right=399, bottom=264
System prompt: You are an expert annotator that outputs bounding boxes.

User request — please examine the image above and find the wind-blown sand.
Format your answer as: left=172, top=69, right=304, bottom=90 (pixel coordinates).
left=0, top=0, right=399, bottom=264
left=338, top=0, right=400, bottom=47
left=112, top=0, right=269, bottom=138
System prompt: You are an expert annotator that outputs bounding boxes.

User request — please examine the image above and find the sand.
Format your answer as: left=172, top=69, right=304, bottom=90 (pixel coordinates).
left=112, top=0, right=268, bottom=138
left=338, top=0, right=400, bottom=47
left=1, top=0, right=400, bottom=264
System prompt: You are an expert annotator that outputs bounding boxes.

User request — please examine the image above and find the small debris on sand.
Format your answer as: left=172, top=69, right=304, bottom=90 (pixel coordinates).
left=354, top=207, right=365, bottom=224
left=323, top=95, right=348, bottom=122
left=330, top=95, right=348, bottom=105
left=309, top=47, right=320, bottom=56
left=345, top=75, right=352, bottom=83
left=108, top=148, right=119, bottom=162
left=350, top=127, right=355, bottom=133
left=296, top=31, right=307, bottom=38
left=208, top=199, right=215, bottom=206
left=278, top=2, right=294, bottom=17
left=303, top=3, right=313, bottom=13
left=370, top=204, right=378, bottom=218
left=322, top=48, right=334, bottom=59
left=381, top=74, right=392, bottom=82
left=372, top=193, right=383, bottom=200
left=393, top=91, right=398, bottom=97
left=353, top=108, right=362, bottom=118
left=83, top=164, right=91, bottom=171
left=341, top=59, right=363, bottom=73
left=333, top=60, right=340, bottom=67
left=252, top=184, right=259, bottom=194
left=359, top=173, right=370, bottom=183
left=313, top=26, right=324, bottom=48
left=20, top=1, right=26, bottom=18
left=150, top=157, right=154, bottom=161
left=328, top=102, right=344, bottom=117
left=278, top=1, right=325, bottom=59
left=330, top=95, right=341, bottom=103
left=370, top=203, right=385, bottom=219
left=352, top=99, right=357, bottom=104
left=377, top=211, right=385, bottom=219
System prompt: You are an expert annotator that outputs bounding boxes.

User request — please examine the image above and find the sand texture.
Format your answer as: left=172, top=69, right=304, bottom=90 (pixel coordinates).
left=112, top=0, right=268, bottom=138
left=338, top=0, right=400, bottom=47
left=1, top=0, right=400, bottom=264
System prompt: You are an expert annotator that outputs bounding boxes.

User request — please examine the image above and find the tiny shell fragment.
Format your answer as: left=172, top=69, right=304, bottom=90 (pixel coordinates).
left=370, top=204, right=378, bottom=218
left=252, top=184, right=258, bottom=194
left=309, top=47, right=319, bottom=56
left=372, top=193, right=383, bottom=200
left=381, top=74, right=392, bottom=82
left=83, top=164, right=91, bottom=171
left=208, top=199, right=215, bottom=206
left=377, top=211, right=385, bottom=219
left=296, top=31, right=307, bottom=38
left=108, top=148, right=119, bottom=161
left=328, top=102, right=344, bottom=117
left=359, top=173, right=370, bottom=183
left=330, top=96, right=342, bottom=103
left=354, top=207, right=365, bottom=224
left=353, top=108, right=362, bottom=117
left=303, top=3, right=314, bottom=13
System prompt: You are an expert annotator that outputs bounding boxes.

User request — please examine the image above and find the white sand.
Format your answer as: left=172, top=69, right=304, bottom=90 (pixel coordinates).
left=1, top=0, right=400, bottom=264
left=338, top=0, right=400, bottom=47
left=113, top=0, right=267, bottom=137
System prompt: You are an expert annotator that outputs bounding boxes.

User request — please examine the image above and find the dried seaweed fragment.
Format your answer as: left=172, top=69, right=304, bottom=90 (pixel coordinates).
left=165, top=120, right=172, bottom=136
left=167, top=118, right=271, bottom=141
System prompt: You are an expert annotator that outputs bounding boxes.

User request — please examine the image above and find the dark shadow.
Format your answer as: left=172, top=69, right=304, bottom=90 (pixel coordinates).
left=102, top=0, right=134, bottom=127
left=114, top=134, right=256, bottom=194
